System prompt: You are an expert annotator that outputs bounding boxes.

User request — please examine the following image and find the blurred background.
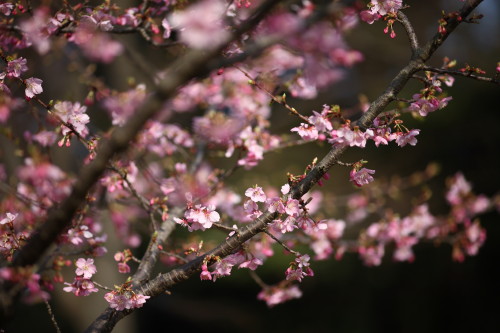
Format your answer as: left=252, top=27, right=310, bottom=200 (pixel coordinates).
left=4, top=0, right=500, bottom=332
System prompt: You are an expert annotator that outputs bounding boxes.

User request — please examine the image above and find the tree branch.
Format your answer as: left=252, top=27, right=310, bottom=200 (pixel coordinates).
left=397, top=11, right=419, bottom=55
left=422, top=66, right=499, bottom=84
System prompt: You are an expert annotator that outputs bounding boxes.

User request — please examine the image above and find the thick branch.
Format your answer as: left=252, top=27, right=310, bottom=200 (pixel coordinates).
left=397, top=11, right=419, bottom=55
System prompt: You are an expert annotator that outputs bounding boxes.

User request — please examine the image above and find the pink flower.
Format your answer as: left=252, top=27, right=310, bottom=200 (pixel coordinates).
left=243, top=199, right=259, bottom=213
left=272, top=216, right=296, bottom=234
left=63, top=277, right=98, bottom=296
left=369, top=0, right=402, bottom=16
left=129, top=293, right=150, bottom=309
left=53, top=101, right=90, bottom=137
left=104, top=292, right=130, bottom=310
left=6, top=58, right=28, bottom=78
left=465, top=222, right=486, bottom=255
left=329, top=125, right=367, bottom=147
left=324, top=219, right=346, bottom=239
left=200, top=264, right=212, bottom=280
left=408, top=94, right=452, bottom=117
left=169, top=0, right=230, bottom=49
left=395, top=129, right=420, bottom=147
left=266, top=197, right=286, bottom=214
left=176, top=205, right=220, bottom=231
left=360, top=10, right=381, bottom=24
left=257, top=285, right=302, bottom=307
left=193, top=112, right=246, bottom=145
left=285, top=198, right=301, bottom=217
left=311, top=238, right=333, bottom=260
left=330, top=49, right=364, bottom=67
left=239, top=258, right=263, bottom=270
left=291, top=123, right=319, bottom=141
left=358, top=244, right=385, bottom=266
left=211, top=253, right=245, bottom=280
left=0, top=3, right=14, bottom=16
left=32, top=131, right=58, bottom=146
left=25, top=77, right=43, bottom=98
left=0, top=212, right=17, bottom=225
left=365, top=128, right=391, bottom=147
left=296, top=215, right=315, bottom=230
left=393, top=237, right=417, bottom=262
left=103, top=85, right=147, bottom=126
left=295, top=254, right=311, bottom=268
left=285, top=267, right=307, bottom=282
left=350, top=168, right=375, bottom=187
left=20, top=7, right=52, bottom=54
left=118, top=262, right=131, bottom=274
left=71, top=21, right=123, bottom=63
left=245, top=185, right=267, bottom=202
left=75, top=258, right=97, bottom=279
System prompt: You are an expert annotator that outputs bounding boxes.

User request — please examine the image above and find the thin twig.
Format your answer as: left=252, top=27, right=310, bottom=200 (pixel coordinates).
left=93, top=281, right=114, bottom=292
left=248, top=270, right=268, bottom=289
left=44, top=300, right=61, bottom=333
left=234, top=65, right=311, bottom=124
left=263, top=229, right=299, bottom=255
left=422, top=66, right=499, bottom=84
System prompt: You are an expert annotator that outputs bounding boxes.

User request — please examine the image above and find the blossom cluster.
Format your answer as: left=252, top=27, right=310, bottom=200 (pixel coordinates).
left=63, top=258, right=98, bottom=296
left=104, top=291, right=150, bottom=311
left=0, top=0, right=496, bottom=323
left=200, top=251, right=264, bottom=282
left=291, top=105, right=426, bottom=152
left=174, top=205, right=221, bottom=232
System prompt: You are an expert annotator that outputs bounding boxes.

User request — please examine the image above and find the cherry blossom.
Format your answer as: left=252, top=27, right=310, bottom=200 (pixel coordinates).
left=104, top=292, right=129, bottom=310
left=75, top=258, right=97, bottom=279
left=291, top=123, right=319, bottom=141
left=24, top=77, right=43, bottom=98
left=285, top=198, right=301, bottom=217
left=0, top=212, right=17, bottom=225
left=70, top=18, right=122, bottom=63
left=20, top=7, right=52, bottom=54
left=0, top=3, right=14, bottom=16
left=53, top=101, right=90, bottom=137
left=245, top=185, right=267, bottom=203
left=239, top=258, right=263, bottom=270
left=174, top=205, right=220, bottom=232
left=129, top=293, right=151, bottom=309
left=368, top=0, right=403, bottom=16
left=103, top=85, right=146, bottom=126
left=63, top=277, right=99, bottom=296
left=408, top=94, right=453, bottom=117
left=272, top=216, right=297, bottom=234
left=281, top=184, right=290, bottom=195
left=168, top=0, right=229, bottom=49
left=350, top=168, right=375, bottom=187
left=329, top=125, right=368, bottom=147
left=200, top=264, right=212, bottom=281
left=394, top=129, right=420, bottom=147
left=6, top=58, right=28, bottom=78
left=257, top=285, right=302, bottom=307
